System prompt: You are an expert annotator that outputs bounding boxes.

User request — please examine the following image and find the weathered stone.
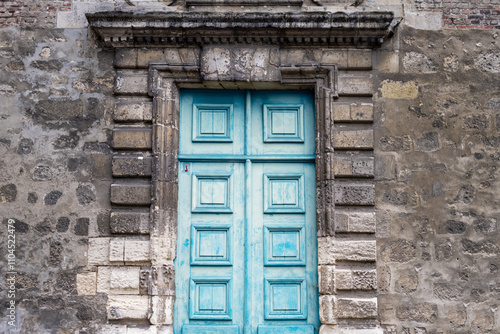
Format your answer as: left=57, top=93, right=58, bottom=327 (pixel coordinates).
left=107, top=295, right=149, bottom=320
left=473, top=218, right=496, bottom=233
left=88, top=238, right=112, bottom=266
left=379, top=135, right=412, bottom=151
left=114, top=102, right=153, bottom=122
left=471, top=309, right=495, bottom=332
left=109, top=238, right=125, bottom=262
left=110, top=266, right=140, bottom=294
left=433, top=282, right=464, bottom=301
left=112, top=156, right=152, bottom=177
left=396, top=302, right=437, bottom=323
left=110, top=211, right=150, bottom=234
left=446, top=305, right=467, bottom=327
left=112, top=128, right=152, bottom=150
left=318, top=265, right=335, bottom=295
left=333, top=130, right=373, bottom=149
left=334, top=184, right=375, bottom=206
left=74, top=218, right=89, bottom=236
left=76, top=185, right=96, bottom=205
left=17, top=138, right=33, bottom=154
left=415, top=132, right=439, bottom=151
left=335, top=298, right=377, bottom=319
left=44, top=190, right=62, bottom=205
left=0, top=183, right=17, bottom=203
left=334, top=211, right=376, bottom=233
left=151, top=236, right=176, bottom=266
left=474, top=51, right=500, bottom=73
left=150, top=266, right=175, bottom=296
left=53, top=131, right=80, bottom=149
left=379, top=80, right=419, bottom=99
left=403, top=52, right=437, bottom=73
left=56, top=217, right=70, bottom=233
left=462, top=239, right=500, bottom=255
left=27, top=192, right=38, bottom=203
left=150, top=296, right=174, bottom=325
left=318, top=238, right=376, bottom=263
left=114, top=74, right=149, bottom=95
left=338, top=76, right=373, bottom=96
left=319, top=295, right=336, bottom=325
left=110, top=183, right=152, bottom=206
left=437, top=220, right=466, bottom=234
left=395, top=272, right=418, bottom=293
left=380, top=239, right=416, bottom=263
left=352, top=270, right=377, bottom=290
left=124, top=238, right=150, bottom=263
left=77, top=272, right=97, bottom=295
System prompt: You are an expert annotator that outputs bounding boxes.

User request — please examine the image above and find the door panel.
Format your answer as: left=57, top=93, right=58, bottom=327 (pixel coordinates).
left=176, top=90, right=319, bottom=334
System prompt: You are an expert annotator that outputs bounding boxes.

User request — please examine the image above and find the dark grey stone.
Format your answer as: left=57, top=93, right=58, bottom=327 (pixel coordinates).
left=49, top=241, right=63, bottom=266
left=0, top=184, right=17, bottom=202
left=35, top=219, right=52, bottom=235
left=74, top=218, right=89, bottom=236
left=17, top=138, right=33, bottom=154
left=44, top=191, right=62, bottom=205
left=27, top=192, right=38, bottom=203
left=56, top=217, right=70, bottom=232
left=76, top=185, right=96, bottom=205
left=53, top=131, right=80, bottom=150
left=415, top=132, right=439, bottom=151
left=383, top=189, right=408, bottom=205
left=437, top=220, right=466, bottom=234
left=33, top=165, right=52, bottom=181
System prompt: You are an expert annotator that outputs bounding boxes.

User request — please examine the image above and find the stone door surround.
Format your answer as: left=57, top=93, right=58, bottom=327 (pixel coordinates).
left=83, top=10, right=399, bottom=334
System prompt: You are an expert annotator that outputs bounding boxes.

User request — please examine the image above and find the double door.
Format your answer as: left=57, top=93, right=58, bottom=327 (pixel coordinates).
left=175, top=89, right=319, bottom=334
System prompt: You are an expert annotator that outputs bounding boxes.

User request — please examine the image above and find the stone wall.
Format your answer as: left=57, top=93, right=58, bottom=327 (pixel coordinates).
left=374, top=26, right=500, bottom=333
left=0, top=1, right=499, bottom=334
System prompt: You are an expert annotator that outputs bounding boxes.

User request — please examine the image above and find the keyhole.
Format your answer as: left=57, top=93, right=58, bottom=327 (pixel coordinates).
left=184, top=164, right=189, bottom=172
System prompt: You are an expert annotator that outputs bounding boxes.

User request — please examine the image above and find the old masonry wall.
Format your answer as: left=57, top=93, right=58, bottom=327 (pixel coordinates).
left=0, top=0, right=499, bottom=334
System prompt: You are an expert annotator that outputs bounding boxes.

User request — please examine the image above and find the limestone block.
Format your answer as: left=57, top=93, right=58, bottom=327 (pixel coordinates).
left=109, top=238, right=125, bottom=262
left=338, top=76, right=373, bottom=96
left=319, top=295, right=337, bottom=325
left=333, top=156, right=352, bottom=176
left=76, top=272, right=97, bottom=295
left=88, top=237, right=111, bottom=266
left=112, top=156, right=153, bottom=178
left=114, top=102, right=153, bottom=122
left=107, top=295, right=149, bottom=320
left=348, top=50, right=372, bottom=69
left=157, top=326, right=174, bottom=334
left=318, top=265, right=335, bottom=295
left=151, top=236, right=176, bottom=266
left=352, top=156, right=374, bottom=177
left=115, top=74, right=148, bottom=95
left=112, top=128, right=152, bottom=150
left=321, top=50, right=348, bottom=68
left=110, top=183, right=152, bottom=206
left=97, top=325, right=128, bottom=334
left=318, top=238, right=376, bottom=264
left=110, top=267, right=141, bottom=294
left=335, top=298, right=377, bottom=319
left=374, top=51, right=400, bottom=73
left=124, top=238, right=150, bottom=262
left=335, top=270, right=352, bottom=290
left=97, top=266, right=111, bottom=293
left=150, top=266, right=175, bottom=296
left=334, top=184, right=375, bottom=206
left=335, top=211, right=376, bottom=233
left=150, top=296, right=174, bottom=325
left=333, top=104, right=351, bottom=121
left=114, top=49, right=138, bottom=68
left=320, top=326, right=383, bottom=334
left=110, top=211, right=150, bottom=234
left=333, top=130, right=373, bottom=150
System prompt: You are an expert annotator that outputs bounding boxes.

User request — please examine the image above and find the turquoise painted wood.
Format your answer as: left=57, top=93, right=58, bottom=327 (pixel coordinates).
left=175, top=89, right=319, bottom=334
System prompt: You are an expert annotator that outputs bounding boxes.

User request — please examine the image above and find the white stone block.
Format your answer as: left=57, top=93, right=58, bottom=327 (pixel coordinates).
left=76, top=272, right=97, bottom=295
left=125, top=238, right=150, bottom=262
left=151, top=236, right=175, bottom=266
left=110, top=238, right=126, bottom=262
left=97, top=266, right=111, bottom=293
left=88, top=238, right=111, bottom=266
left=150, top=296, right=174, bottom=325
left=110, top=267, right=141, bottom=294
left=107, top=295, right=149, bottom=320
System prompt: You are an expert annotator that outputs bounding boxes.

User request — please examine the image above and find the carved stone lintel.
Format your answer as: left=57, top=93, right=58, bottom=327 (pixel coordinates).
left=87, top=11, right=398, bottom=49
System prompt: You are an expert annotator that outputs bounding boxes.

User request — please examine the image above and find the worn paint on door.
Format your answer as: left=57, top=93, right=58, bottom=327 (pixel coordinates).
left=175, top=89, right=319, bottom=334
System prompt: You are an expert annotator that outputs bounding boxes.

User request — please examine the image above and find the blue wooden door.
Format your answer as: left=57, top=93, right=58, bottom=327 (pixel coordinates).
left=175, top=90, right=319, bottom=334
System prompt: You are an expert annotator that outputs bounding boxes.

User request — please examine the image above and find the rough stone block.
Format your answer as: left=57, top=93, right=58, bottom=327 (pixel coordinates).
left=151, top=236, right=176, bottom=266
left=396, top=302, right=438, bottom=323
left=110, top=211, right=150, bottom=234
left=112, top=156, right=152, bottom=177
left=319, top=265, right=335, bottom=295
left=107, top=295, right=149, bottom=320
left=321, top=50, right=348, bottom=68
left=110, top=183, right=152, bottom=206
left=124, top=238, right=150, bottom=262
left=76, top=272, right=97, bottom=295
left=88, top=238, right=111, bottom=265
left=110, top=267, right=141, bottom=294
left=136, top=49, right=165, bottom=67
left=150, top=266, right=175, bottom=296
left=97, top=266, right=111, bottom=293
left=335, top=270, right=352, bottom=290
left=318, top=238, right=376, bottom=263
left=320, top=326, right=383, bottom=334
left=114, top=49, right=138, bottom=68
left=338, top=76, right=373, bottom=96
left=333, top=104, right=351, bottom=121
left=150, top=296, right=174, bottom=325
left=334, top=155, right=374, bottom=178
left=112, top=128, right=152, bottom=150
left=333, top=156, right=352, bottom=176
left=335, top=211, right=376, bottom=233
left=115, top=74, right=149, bottom=95
left=335, top=298, right=377, bottom=319
left=348, top=50, right=372, bottom=69
left=114, top=102, right=153, bottom=122
left=334, top=184, right=375, bottom=206
left=374, top=51, right=400, bottom=73
left=319, top=295, right=336, bottom=325
left=96, top=325, right=128, bottom=334
left=333, top=130, right=373, bottom=150
left=109, top=238, right=125, bottom=262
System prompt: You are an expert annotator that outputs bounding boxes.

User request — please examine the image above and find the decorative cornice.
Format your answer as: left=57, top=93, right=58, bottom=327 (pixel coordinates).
left=86, top=11, right=399, bottom=49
